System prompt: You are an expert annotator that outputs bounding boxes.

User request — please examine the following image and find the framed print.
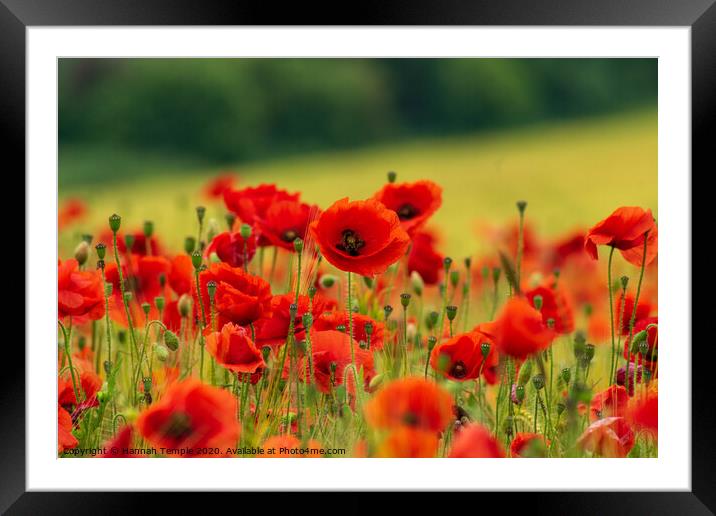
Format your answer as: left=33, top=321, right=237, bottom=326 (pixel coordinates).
left=3, top=0, right=712, bottom=512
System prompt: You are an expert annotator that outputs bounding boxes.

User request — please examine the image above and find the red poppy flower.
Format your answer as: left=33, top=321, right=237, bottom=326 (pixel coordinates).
left=448, top=424, right=505, bottom=458
left=430, top=330, right=498, bottom=383
left=623, top=316, right=658, bottom=372
left=483, top=297, right=555, bottom=360
left=364, top=377, right=453, bottom=433
left=302, top=330, right=375, bottom=394
left=615, top=295, right=652, bottom=335
left=105, top=254, right=171, bottom=325
left=372, top=180, right=442, bottom=236
left=629, top=390, right=658, bottom=435
left=309, top=198, right=410, bottom=276
left=377, top=427, right=440, bottom=458
left=313, top=311, right=385, bottom=350
left=224, top=184, right=300, bottom=246
left=58, top=405, right=78, bottom=454
left=203, top=174, right=236, bottom=199
left=198, top=262, right=272, bottom=327
left=136, top=379, right=240, bottom=456
left=206, top=322, right=265, bottom=374
left=168, top=254, right=194, bottom=296
left=98, top=229, right=163, bottom=257
left=58, top=259, right=105, bottom=320
left=205, top=231, right=257, bottom=268
left=510, top=432, right=549, bottom=457
left=255, top=200, right=320, bottom=250
left=254, top=293, right=330, bottom=349
left=578, top=417, right=635, bottom=458
left=58, top=198, right=87, bottom=230
left=543, top=229, right=588, bottom=269
left=104, top=425, right=146, bottom=457
left=524, top=276, right=575, bottom=334
left=58, top=368, right=102, bottom=419
left=585, top=207, right=658, bottom=267
left=590, top=385, right=629, bottom=421
left=407, top=230, right=444, bottom=285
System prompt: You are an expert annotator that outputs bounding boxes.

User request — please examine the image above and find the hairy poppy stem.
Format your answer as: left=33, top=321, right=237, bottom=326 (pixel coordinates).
left=606, top=246, right=617, bottom=385
left=194, top=269, right=208, bottom=382
left=100, top=268, right=113, bottom=374
left=58, top=319, right=81, bottom=404
left=625, top=232, right=649, bottom=392
left=347, top=272, right=356, bottom=369
left=516, top=201, right=527, bottom=289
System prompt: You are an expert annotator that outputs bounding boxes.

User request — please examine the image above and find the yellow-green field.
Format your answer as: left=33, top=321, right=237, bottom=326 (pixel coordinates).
left=59, top=110, right=657, bottom=258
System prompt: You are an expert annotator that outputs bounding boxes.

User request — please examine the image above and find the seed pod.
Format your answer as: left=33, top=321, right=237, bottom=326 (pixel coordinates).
left=191, top=251, right=203, bottom=270
left=184, top=236, right=196, bottom=255
left=240, top=223, right=252, bottom=239
left=400, top=293, right=411, bottom=308
left=480, top=342, right=491, bottom=358
left=108, top=213, right=121, bottom=233
left=446, top=305, right=458, bottom=321
left=164, top=330, right=179, bottom=351
left=155, top=296, right=165, bottom=312
left=196, top=206, right=206, bottom=224
left=532, top=373, right=545, bottom=390
left=293, top=237, right=304, bottom=254
left=532, top=295, right=543, bottom=311
left=124, top=234, right=135, bottom=251
left=95, top=242, right=106, bottom=260
left=74, top=241, right=89, bottom=266
left=561, top=367, right=571, bottom=385
left=387, top=171, right=397, bottom=183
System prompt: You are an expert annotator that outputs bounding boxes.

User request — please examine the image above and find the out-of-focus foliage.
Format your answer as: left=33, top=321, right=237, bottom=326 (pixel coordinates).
left=59, top=58, right=656, bottom=186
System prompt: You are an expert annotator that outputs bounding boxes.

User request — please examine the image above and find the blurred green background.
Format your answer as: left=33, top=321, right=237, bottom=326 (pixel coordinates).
left=58, top=58, right=657, bottom=256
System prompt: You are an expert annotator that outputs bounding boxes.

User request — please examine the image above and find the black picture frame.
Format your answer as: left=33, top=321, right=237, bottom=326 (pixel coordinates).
left=3, top=1, right=711, bottom=513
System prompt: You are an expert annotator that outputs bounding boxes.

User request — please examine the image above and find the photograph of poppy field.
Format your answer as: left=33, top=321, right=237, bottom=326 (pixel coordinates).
left=57, top=58, right=658, bottom=459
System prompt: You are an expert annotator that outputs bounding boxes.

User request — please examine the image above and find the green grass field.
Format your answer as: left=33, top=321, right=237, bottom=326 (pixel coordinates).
left=59, top=109, right=657, bottom=258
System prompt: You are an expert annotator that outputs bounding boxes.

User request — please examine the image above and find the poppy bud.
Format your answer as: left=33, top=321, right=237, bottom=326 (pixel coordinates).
left=191, top=251, right=203, bottom=270
left=443, top=257, right=453, bottom=272
left=117, top=330, right=127, bottom=344
left=143, top=220, right=154, bottom=238
left=518, top=359, right=533, bottom=386
left=583, top=303, right=593, bottom=317
left=410, top=271, right=425, bottom=296
left=124, top=234, right=135, bottom=251
left=96, top=390, right=108, bottom=403
left=178, top=294, right=192, bottom=318
left=336, top=324, right=346, bottom=333
left=123, top=291, right=132, bottom=303
left=319, top=274, right=336, bottom=288
left=620, top=276, right=629, bottom=290
left=561, top=367, right=571, bottom=385
left=363, top=276, right=373, bottom=288
left=584, top=344, right=595, bottom=363
left=532, top=295, right=543, bottom=311
left=514, top=384, right=526, bottom=404
left=400, top=293, right=411, bottom=308
left=184, top=236, right=196, bottom=255
left=556, top=401, right=566, bottom=415
left=74, top=241, right=89, bottom=266
left=261, top=346, right=271, bottom=362
left=154, top=344, right=169, bottom=362
left=206, top=280, right=217, bottom=300
left=425, top=310, right=439, bottom=331
left=630, top=329, right=648, bottom=354
left=546, top=318, right=555, bottom=329
left=446, top=305, right=458, bottom=321
left=240, top=223, right=252, bottom=239
left=196, top=206, right=206, bottom=224
left=480, top=342, right=491, bottom=358
left=141, top=302, right=151, bottom=317
left=532, top=374, right=545, bottom=390
left=369, top=373, right=383, bottom=390
left=427, top=335, right=437, bottom=352
left=492, top=266, right=501, bottom=283
left=95, top=242, right=106, bottom=260
left=387, top=170, right=397, bottom=183
left=302, top=313, right=313, bottom=330
left=164, top=329, right=179, bottom=351
left=516, top=200, right=528, bottom=214
left=308, top=286, right=317, bottom=300
left=464, top=257, right=472, bottom=269
left=104, top=282, right=113, bottom=297
left=206, top=218, right=219, bottom=243
left=383, top=305, right=394, bottom=320
left=450, top=270, right=459, bottom=288
left=108, top=213, right=121, bottom=233
left=290, top=236, right=304, bottom=254
left=225, top=213, right=236, bottom=230
left=364, top=322, right=374, bottom=336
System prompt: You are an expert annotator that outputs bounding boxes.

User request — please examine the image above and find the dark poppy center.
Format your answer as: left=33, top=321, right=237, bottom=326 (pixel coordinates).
left=164, top=412, right=193, bottom=441
left=335, top=229, right=365, bottom=256
left=402, top=411, right=419, bottom=427
left=281, top=229, right=299, bottom=243
left=396, top=203, right=419, bottom=220
left=450, top=360, right=468, bottom=379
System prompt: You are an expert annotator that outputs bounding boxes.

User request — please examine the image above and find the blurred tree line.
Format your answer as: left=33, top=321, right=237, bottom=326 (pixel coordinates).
left=59, top=58, right=656, bottom=163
